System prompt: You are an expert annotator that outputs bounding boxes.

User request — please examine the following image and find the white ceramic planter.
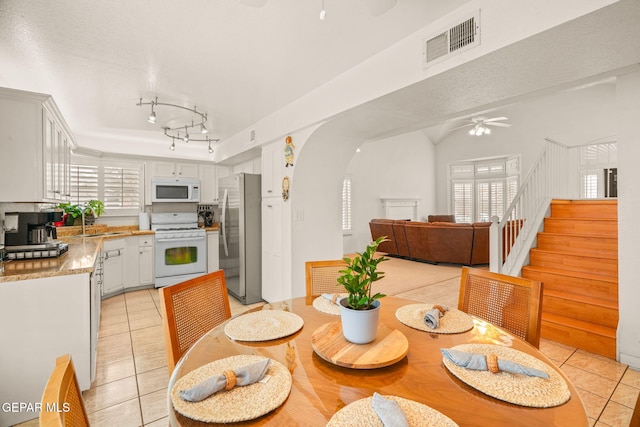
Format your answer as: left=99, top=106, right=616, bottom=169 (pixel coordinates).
left=339, top=299, right=381, bottom=344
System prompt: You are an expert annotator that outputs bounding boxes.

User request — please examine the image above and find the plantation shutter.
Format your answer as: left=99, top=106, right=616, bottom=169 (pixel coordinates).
left=69, top=164, right=99, bottom=205
left=103, top=163, right=142, bottom=210
left=342, top=176, right=352, bottom=232
left=452, top=181, right=472, bottom=223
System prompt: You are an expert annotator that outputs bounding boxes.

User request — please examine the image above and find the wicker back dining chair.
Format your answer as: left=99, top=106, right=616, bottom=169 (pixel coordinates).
left=40, top=354, right=90, bottom=427
left=159, top=270, right=232, bottom=373
left=458, top=267, right=543, bottom=348
left=305, top=259, right=348, bottom=304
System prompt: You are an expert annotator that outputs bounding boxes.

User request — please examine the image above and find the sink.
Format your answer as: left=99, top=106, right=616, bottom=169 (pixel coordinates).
left=68, top=231, right=129, bottom=238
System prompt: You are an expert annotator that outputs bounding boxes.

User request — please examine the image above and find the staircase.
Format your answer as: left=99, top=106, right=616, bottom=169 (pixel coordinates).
left=521, top=200, right=618, bottom=358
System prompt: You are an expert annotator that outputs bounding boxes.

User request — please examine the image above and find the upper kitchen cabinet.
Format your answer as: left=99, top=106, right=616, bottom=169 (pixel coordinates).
left=0, top=87, right=75, bottom=203
left=261, top=141, right=283, bottom=198
left=151, top=161, right=199, bottom=178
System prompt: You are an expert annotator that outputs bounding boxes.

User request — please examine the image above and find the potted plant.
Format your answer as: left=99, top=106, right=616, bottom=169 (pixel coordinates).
left=57, top=202, right=83, bottom=226
left=83, top=200, right=105, bottom=225
left=336, top=236, right=389, bottom=344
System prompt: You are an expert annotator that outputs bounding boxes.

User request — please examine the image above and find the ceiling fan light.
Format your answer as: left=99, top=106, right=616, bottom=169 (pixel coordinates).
left=468, top=128, right=475, bottom=136
left=484, top=127, right=491, bottom=135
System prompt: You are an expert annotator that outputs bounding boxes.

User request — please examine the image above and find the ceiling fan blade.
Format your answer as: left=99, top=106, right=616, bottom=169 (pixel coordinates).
left=483, top=117, right=508, bottom=122
left=364, top=0, right=398, bottom=16
left=449, top=123, right=475, bottom=132
left=486, top=122, right=511, bottom=127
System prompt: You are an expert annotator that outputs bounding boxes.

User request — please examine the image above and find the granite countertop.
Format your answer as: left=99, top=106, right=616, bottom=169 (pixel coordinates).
left=0, top=226, right=155, bottom=283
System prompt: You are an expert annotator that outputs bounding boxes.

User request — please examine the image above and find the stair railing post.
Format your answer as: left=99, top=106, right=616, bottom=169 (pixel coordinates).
left=490, top=215, right=501, bottom=273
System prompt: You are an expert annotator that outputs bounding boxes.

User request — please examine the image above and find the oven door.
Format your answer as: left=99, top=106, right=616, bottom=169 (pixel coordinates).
left=154, top=234, right=207, bottom=287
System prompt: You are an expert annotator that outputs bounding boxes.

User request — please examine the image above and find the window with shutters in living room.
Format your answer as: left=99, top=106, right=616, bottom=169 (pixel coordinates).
left=450, top=156, right=520, bottom=223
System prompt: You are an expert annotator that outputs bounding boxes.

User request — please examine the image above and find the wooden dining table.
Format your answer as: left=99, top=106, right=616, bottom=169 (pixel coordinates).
left=166, top=296, right=588, bottom=426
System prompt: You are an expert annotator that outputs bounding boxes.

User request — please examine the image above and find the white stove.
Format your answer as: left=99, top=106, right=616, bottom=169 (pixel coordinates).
left=151, top=213, right=207, bottom=288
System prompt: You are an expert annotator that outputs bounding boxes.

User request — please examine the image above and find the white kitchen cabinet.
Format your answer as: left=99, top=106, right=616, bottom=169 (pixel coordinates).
left=0, top=273, right=91, bottom=426
left=124, top=235, right=154, bottom=289
left=151, top=161, right=199, bottom=178
left=261, top=141, right=283, bottom=198
left=139, top=236, right=155, bottom=286
left=200, top=164, right=217, bottom=204
left=102, top=238, right=125, bottom=297
left=0, top=87, right=74, bottom=202
left=207, top=230, right=219, bottom=273
left=261, top=199, right=283, bottom=302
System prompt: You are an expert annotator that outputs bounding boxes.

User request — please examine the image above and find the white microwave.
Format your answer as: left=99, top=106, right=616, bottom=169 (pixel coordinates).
left=151, top=177, right=200, bottom=203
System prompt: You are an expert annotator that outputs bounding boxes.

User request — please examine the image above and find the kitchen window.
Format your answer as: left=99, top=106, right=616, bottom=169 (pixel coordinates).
left=69, top=156, right=143, bottom=215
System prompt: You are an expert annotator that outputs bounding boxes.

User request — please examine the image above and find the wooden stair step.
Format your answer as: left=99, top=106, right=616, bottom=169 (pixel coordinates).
left=550, top=199, right=618, bottom=219
left=542, top=289, right=618, bottom=328
left=543, top=217, right=617, bottom=235
left=536, top=232, right=617, bottom=257
left=522, top=265, right=618, bottom=301
left=529, top=249, right=618, bottom=278
left=541, top=312, right=616, bottom=359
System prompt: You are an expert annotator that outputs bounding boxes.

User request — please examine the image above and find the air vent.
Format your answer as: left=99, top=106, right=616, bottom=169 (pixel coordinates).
left=423, top=10, right=480, bottom=67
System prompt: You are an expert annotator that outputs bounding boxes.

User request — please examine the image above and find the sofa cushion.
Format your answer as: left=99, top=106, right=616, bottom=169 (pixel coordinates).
left=428, top=215, right=456, bottom=223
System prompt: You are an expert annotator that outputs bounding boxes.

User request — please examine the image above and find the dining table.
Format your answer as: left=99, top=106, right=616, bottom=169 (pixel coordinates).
left=166, top=296, right=588, bottom=426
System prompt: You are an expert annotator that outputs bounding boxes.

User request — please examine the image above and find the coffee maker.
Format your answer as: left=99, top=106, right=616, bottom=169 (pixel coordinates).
left=3, top=212, right=68, bottom=260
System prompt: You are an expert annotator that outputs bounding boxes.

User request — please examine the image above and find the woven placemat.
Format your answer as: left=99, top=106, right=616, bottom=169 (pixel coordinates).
left=395, top=304, right=474, bottom=334
left=312, top=294, right=347, bottom=315
left=224, top=310, right=304, bottom=341
left=171, top=355, right=291, bottom=423
left=442, top=344, right=570, bottom=407
left=327, top=395, right=459, bottom=427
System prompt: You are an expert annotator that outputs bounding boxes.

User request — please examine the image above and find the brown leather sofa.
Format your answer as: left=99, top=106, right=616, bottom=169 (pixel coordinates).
left=369, top=219, right=490, bottom=265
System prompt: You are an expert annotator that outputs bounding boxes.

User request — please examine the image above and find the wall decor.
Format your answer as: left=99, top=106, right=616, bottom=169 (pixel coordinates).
left=282, top=176, right=290, bottom=201
left=284, top=135, right=295, bottom=167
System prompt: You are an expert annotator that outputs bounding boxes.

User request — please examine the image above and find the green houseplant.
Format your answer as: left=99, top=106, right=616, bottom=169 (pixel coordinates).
left=57, top=202, right=83, bottom=226
left=337, top=236, right=389, bottom=310
left=336, top=236, right=389, bottom=344
left=83, top=200, right=105, bottom=225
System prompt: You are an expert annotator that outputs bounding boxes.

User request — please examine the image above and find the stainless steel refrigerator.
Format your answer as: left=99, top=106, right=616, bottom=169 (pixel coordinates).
left=219, top=173, right=262, bottom=304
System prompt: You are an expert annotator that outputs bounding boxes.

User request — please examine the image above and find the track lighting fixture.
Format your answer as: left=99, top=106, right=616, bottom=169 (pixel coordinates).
left=148, top=108, right=156, bottom=124
left=320, top=0, right=326, bottom=20
left=137, top=97, right=218, bottom=152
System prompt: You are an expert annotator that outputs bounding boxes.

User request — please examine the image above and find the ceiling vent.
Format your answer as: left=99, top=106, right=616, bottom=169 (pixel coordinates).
left=423, top=10, right=480, bottom=67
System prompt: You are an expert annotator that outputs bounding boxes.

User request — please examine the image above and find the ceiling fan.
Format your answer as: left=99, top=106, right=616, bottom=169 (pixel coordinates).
left=456, top=116, right=512, bottom=136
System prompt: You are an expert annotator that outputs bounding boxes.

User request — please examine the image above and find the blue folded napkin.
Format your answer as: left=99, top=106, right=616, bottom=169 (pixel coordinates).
left=321, top=293, right=344, bottom=305
left=440, top=348, right=549, bottom=379
left=423, top=305, right=447, bottom=329
left=371, top=393, right=409, bottom=427
left=179, top=358, right=271, bottom=402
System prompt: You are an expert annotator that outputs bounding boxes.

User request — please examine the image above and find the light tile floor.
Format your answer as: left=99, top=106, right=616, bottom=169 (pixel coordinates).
left=17, top=282, right=640, bottom=426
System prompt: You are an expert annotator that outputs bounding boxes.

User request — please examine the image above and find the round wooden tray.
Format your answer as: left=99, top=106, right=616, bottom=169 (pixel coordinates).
left=311, top=320, right=409, bottom=369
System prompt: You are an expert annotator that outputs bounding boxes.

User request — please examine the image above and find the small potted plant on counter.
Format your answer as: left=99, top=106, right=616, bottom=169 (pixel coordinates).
left=336, top=236, right=389, bottom=344
left=57, top=202, right=83, bottom=226
left=83, top=199, right=105, bottom=225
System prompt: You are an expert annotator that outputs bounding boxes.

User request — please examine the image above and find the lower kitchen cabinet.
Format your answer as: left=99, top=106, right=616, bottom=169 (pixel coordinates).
left=102, top=238, right=125, bottom=297
left=0, top=273, right=94, bottom=426
left=124, top=235, right=155, bottom=290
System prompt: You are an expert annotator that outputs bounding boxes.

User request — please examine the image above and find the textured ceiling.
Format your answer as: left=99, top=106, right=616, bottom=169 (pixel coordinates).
left=0, top=0, right=468, bottom=158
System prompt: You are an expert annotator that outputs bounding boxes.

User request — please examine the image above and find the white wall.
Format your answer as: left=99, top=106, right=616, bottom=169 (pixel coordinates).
left=616, top=71, right=640, bottom=368
left=343, top=131, right=436, bottom=253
